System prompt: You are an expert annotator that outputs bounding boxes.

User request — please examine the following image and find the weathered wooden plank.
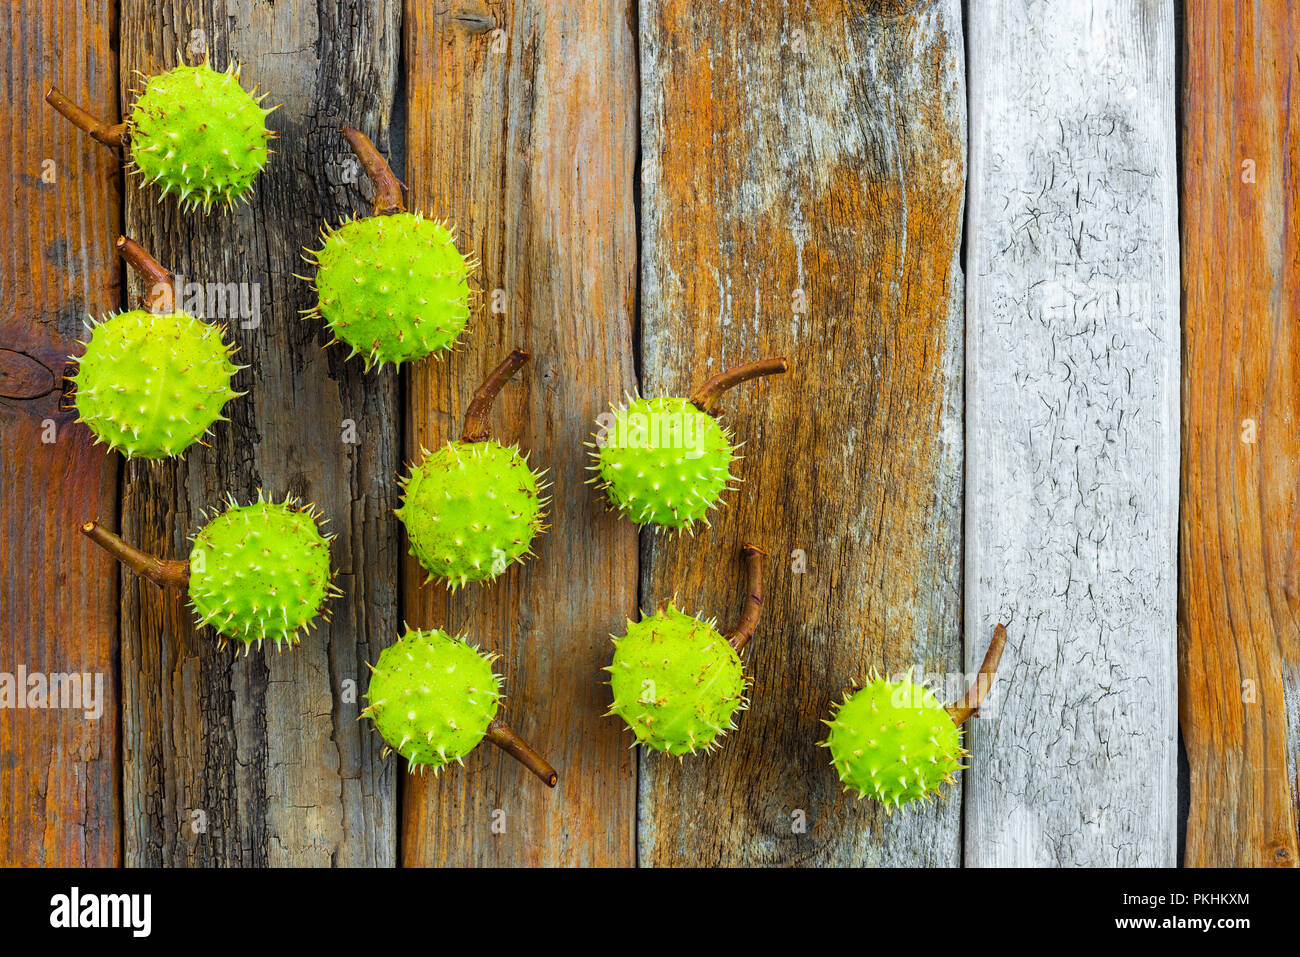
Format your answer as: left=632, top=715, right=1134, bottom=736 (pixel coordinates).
left=400, top=1, right=639, bottom=866
left=0, top=0, right=122, bottom=867
left=964, top=0, right=1179, bottom=866
left=1180, top=1, right=1300, bottom=867
left=638, top=0, right=966, bottom=866
left=117, top=1, right=401, bottom=866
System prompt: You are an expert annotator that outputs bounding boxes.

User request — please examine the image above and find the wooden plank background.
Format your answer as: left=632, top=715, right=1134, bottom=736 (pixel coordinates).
left=1180, top=0, right=1300, bottom=868
left=1, top=0, right=1296, bottom=867
left=964, top=0, right=1180, bottom=866
left=638, top=0, right=966, bottom=866
left=1, top=0, right=122, bottom=866
left=117, top=0, right=401, bottom=866
left=400, top=1, right=638, bottom=867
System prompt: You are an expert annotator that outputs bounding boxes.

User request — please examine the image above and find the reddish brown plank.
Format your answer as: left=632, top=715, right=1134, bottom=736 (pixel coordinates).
left=401, top=1, right=638, bottom=866
left=1180, top=0, right=1300, bottom=867
left=0, top=0, right=122, bottom=866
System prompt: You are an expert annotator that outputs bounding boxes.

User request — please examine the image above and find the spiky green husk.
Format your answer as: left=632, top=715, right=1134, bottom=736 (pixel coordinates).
left=396, top=441, right=546, bottom=588
left=590, top=396, right=735, bottom=529
left=187, top=494, right=337, bottom=651
left=605, top=602, right=747, bottom=756
left=306, top=213, right=472, bottom=370
left=822, top=673, right=966, bottom=813
left=362, top=628, right=502, bottom=773
left=128, top=63, right=273, bottom=211
left=71, top=308, right=239, bottom=459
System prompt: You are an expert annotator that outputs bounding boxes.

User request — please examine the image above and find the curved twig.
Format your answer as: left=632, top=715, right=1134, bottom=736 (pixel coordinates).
left=726, top=544, right=766, bottom=652
left=689, top=357, right=789, bottom=415
left=342, top=127, right=405, bottom=216
left=946, top=623, right=1008, bottom=725
left=116, top=235, right=174, bottom=313
left=461, top=349, right=529, bottom=442
left=81, top=521, right=190, bottom=588
left=45, top=87, right=128, bottom=147
left=485, top=716, right=558, bottom=787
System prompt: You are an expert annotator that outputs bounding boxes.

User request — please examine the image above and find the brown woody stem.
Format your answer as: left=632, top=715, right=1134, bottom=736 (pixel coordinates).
left=946, top=623, right=1008, bottom=725
left=81, top=521, right=190, bottom=588
left=485, top=716, right=558, bottom=788
left=45, top=87, right=128, bottom=147
left=726, top=544, right=766, bottom=652
left=116, top=235, right=174, bottom=313
left=689, top=356, right=789, bottom=415
left=342, top=127, right=405, bottom=216
left=461, top=349, right=529, bottom=442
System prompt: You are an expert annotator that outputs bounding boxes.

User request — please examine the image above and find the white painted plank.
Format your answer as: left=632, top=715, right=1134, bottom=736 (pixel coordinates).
left=964, top=0, right=1180, bottom=866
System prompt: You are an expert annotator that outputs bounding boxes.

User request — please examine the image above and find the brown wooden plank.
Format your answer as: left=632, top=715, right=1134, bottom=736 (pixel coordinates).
left=0, top=0, right=122, bottom=867
left=401, top=1, right=638, bottom=866
left=638, top=1, right=966, bottom=865
left=117, top=1, right=401, bottom=866
left=1180, top=0, right=1300, bottom=868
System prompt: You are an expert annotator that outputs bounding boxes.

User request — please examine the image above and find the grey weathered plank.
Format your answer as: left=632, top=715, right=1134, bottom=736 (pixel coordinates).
left=400, top=1, right=639, bottom=866
left=117, top=1, right=401, bottom=866
left=964, top=0, right=1179, bottom=866
left=0, top=0, right=122, bottom=866
left=638, top=0, right=967, bottom=865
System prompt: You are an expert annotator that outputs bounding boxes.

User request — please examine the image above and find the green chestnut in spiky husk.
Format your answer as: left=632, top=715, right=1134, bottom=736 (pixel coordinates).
left=362, top=627, right=558, bottom=787
left=822, top=624, right=1008, bottom=814
left=187, top=495, right=337, bottom=650
left=301, top=128, right=474, bottom=371
left=308, top=213, right=472, bottom=370
left=70, top=236, right=240, bottom=459
left=45, top=61, right=275, bottom=213
left=80, top=493, right=340, bottom=654
left=128, top=62, right=274, bottom=211
left=822, top=674, right=965, bottom=812
left=606, top=546, right=765, bottom=756
left=396, top=350, right=548, bottom=589
left=591, top=357, right=787, bottom=530
left=72, top=308, right=239, bottom=459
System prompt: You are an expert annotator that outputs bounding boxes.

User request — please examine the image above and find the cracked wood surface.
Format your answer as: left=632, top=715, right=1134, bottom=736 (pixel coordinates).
left=1180, top=0, right=1300, bottom=868
left=117, top=0, right=401, bottom=866
left=399, top=1, right=639, bottom=866
left=637, top=0, right=966, bottom=866
left=0, top=0, right=122, bottom=866
left=964, top=0, right=1180, bottom=866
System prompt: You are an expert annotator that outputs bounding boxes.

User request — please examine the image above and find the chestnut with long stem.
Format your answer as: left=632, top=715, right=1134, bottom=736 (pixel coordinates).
left=461, top=349, right=529, bottom=442
left=945, top=623, right=1008, bottom=725
left=725, top=544, right=766, bottom=652
left=45, top=87, right=128, bottom=148
left=81, top=521, right=189, bottom=588
left=690, top=357, right=789, bottom=415
left=342, top=127, right=404, bottom=216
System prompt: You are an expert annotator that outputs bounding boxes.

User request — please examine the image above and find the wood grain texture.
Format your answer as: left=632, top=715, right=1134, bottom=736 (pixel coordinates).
left=117, top=0, right=401, bottom=866
left=1180, top=0, right=1300, bottom=867
left=964, top=0, right=1179, bottom=866
left=400, top=1, right=639, bottom=866
left=0, top=0, right=122, bottom=867
left=638, top=0, right=966, bottom=866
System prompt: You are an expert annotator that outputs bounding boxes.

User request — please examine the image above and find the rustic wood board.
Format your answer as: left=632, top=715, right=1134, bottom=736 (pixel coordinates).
left=400, top=2, right=639, bottom=866
left=964, top=0, right=1180, bottom=866
left=0, top=0, right=122, bottom=867
left=638, top=0, right=967, bottom=866
left=116, top=0, right=401, bottom=866
left=1180, top=1, right=1300, bottom=867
